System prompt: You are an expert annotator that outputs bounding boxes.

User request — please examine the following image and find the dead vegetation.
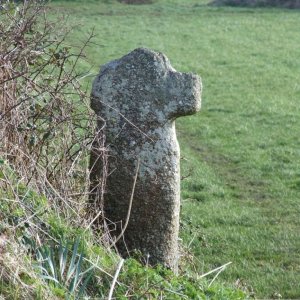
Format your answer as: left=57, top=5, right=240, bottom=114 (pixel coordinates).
left=0, top=0, right=106, bottom=219
left=0, top=1, right=111, bottom=297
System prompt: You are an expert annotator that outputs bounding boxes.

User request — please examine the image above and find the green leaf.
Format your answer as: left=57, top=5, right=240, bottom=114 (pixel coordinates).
left=42, top=131, right=51, bottom=141
left=73, top=253, right=83, bottom=289
left=66, top=238, right=80, bottom=283
left=77, top=271, right=93, bottom=300
left=40, top=275, right=60, bottom=284
left=47, top=247, right=57, bottom=280
left=59, top=241, right=68, bottom=281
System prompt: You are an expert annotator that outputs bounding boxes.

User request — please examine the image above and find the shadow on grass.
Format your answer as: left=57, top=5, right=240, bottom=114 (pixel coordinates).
left=210, top=0, right=300, bottom=9
left=50, top=0, right=155, bottom=3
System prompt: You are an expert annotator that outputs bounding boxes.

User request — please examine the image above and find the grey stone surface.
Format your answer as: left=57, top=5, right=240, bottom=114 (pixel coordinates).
left=90, top=48, right=201, bottom=271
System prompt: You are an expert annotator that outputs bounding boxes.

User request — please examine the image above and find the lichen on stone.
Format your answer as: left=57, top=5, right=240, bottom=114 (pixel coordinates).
left=90, top=48, right=202, bottom=271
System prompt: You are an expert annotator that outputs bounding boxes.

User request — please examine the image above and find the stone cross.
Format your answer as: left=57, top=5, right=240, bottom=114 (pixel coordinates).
left=90, top=48, right=201, bottom=271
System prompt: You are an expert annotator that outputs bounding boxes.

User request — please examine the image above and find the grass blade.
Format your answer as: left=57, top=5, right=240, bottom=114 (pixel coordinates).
left=47, top=246, right=57, bottom=280
left=59, top=241, right=68, bottom=281
left=69, top=253, right=83, bottom=293
left=77, top=271, right=93, bottom=300
left=40, top=275, right=60, bottom=284
left=108, top=259, right=124, bottom=300
left=66, top=238, right=80, bottom=283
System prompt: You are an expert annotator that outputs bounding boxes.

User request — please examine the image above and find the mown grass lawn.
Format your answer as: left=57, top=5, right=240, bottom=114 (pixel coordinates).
left=51, top=0, right=300, bottom=297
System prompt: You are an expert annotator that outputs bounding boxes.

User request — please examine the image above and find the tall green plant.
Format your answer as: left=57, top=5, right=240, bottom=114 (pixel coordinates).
left=35, top=239, right=94, bottom=299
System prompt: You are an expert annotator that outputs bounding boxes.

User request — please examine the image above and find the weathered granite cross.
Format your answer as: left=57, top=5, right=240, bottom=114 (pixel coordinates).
left=89, top=48, right=201, bottom=271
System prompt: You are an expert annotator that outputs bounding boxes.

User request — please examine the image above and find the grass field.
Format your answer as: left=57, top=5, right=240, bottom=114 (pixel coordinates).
left=51, top=0, right=300, bottom=298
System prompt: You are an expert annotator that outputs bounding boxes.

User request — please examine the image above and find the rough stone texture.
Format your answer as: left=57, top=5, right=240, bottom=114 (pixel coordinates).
left=90, top=48, right=201, bottom=271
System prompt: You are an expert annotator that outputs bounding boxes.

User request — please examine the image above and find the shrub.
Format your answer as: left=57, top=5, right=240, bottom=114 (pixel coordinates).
left=0, top=0, right=106, bottom=221
left=0, top=1, right=108, bottom=297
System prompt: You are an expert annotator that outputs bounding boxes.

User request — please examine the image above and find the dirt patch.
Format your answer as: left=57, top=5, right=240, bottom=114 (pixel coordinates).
left=211, top=0, right=300, bottom=9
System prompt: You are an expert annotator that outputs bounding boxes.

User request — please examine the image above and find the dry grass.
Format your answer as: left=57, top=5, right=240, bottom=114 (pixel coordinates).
left=0, top=0, right=106, bottom=223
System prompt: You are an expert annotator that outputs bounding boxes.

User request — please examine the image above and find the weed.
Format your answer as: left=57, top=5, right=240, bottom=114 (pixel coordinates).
left=34, top=238, right=94, bottom=299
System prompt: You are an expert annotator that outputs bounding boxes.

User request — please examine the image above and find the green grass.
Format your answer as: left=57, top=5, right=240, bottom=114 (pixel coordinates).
left=0, top=161, right=246, bottom=299
left=49, top=0, right=300, bottom=298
